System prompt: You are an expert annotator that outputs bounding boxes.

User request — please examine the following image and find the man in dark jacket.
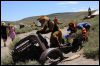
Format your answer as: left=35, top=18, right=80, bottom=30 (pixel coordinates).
left=1, top=22, right=8, bottom=47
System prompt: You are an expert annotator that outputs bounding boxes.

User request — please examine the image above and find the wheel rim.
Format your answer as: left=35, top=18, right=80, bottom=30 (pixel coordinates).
left=44, top=50, right=62, bottom=65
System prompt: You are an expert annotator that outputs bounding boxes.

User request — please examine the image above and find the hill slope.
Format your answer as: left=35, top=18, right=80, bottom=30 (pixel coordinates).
left=2, top=10, right=96, bottom=26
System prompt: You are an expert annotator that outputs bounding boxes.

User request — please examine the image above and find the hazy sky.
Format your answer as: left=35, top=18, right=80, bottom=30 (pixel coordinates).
left=1, top=1, right=99, bottom=21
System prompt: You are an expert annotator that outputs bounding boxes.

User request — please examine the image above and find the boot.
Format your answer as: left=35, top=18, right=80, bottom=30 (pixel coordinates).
left=4, top=42, right=6, bottom=47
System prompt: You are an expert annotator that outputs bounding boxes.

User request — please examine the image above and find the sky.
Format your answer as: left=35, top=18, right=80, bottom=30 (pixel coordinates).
left=1, top=1, right=99, bottom=21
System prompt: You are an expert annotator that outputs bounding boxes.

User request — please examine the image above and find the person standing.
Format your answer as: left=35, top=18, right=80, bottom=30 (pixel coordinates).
left=9, top=24, right=16, bottom=41
left=53, top=17, right=62, bottom=24
left=7, top=23, right=11, bottom=36
left=1, top=22, right=8, bottom=47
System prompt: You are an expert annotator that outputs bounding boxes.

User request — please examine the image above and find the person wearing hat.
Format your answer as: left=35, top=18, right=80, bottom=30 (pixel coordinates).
left=1, top=22, right=8, bottom=47
left=36, top=16, right=62, bottom=48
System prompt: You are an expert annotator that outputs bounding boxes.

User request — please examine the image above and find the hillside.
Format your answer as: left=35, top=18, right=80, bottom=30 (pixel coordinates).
left=2, top=10, right=96, bottom=27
